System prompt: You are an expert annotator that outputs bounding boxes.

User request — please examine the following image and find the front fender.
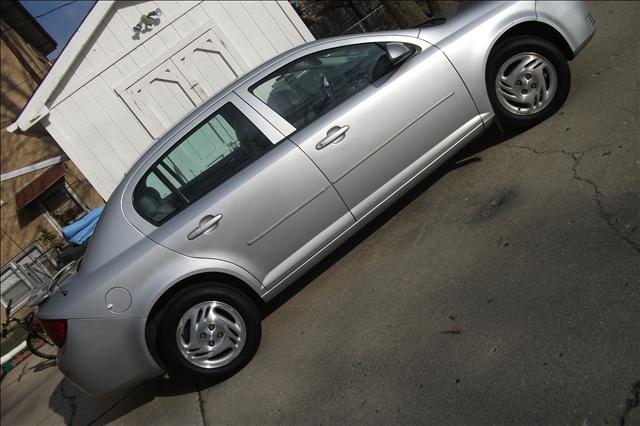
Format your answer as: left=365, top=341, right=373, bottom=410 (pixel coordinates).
left=419, top=1, right=537, bottom=120
left=535, top=1, right=596, bottom=57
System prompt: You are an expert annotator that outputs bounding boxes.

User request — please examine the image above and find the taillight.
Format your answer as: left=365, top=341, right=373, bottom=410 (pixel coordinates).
left=39, top=319, right=67, bottom=348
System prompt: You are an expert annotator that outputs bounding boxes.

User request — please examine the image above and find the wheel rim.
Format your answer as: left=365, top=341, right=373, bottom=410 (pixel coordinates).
left=175, top=301, right=246, bottom=369
left=495, top=52, right=557, bottom=116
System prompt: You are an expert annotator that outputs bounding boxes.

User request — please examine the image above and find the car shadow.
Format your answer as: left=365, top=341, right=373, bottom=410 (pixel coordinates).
left=30, top=358, right=57, bottom=373
left=260, top=123, right=520, bottom=318
left=47, top=376, right=199, bottom=425
left=0, top=356, right=56, bottom=386
left=47, top=123, right=521, bottom=425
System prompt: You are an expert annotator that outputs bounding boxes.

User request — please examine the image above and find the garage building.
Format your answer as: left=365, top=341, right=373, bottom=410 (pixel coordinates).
left=10, top=1, right=314, bottom=199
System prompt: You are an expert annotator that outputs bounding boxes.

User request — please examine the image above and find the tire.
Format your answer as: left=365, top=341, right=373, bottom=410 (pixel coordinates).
left=486, top=36, right=571, bottom=129
left=158, top=282, right=261, bottom=380
left=27, top=333, right=57, bottom=360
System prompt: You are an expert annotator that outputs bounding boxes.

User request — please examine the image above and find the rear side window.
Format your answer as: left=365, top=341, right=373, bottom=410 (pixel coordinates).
left=134, top=103, right=273, bottom=225
left=250, top=43, right=396, bottom=130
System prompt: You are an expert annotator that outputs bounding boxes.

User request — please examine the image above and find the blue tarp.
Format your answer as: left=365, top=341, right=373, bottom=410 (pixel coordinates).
left=62, top=207, right=103, bottom=246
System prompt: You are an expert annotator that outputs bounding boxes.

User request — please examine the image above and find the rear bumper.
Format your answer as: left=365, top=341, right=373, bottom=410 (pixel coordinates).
left=57, top=317, right=163, bottom=395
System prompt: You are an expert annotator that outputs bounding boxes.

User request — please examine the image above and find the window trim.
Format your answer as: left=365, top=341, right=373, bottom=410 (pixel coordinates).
left=122, top=93, right=284, bottom=235
left=235, top=35, right=427, bottom=139
left=132, top=102, right=276, bottom=227
left=247, top=42, right=419, bottom=132
left=37, top=180, right=90, bottom=235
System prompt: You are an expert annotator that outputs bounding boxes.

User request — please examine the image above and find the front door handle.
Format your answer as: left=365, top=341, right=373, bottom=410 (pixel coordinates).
left=316, top=125, right=349, bottom=150
left=187, top=214, right=222, bottom=240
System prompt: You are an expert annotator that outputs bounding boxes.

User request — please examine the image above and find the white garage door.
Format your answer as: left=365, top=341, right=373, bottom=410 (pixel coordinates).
left=172, top=31, right=242, bottom=102
left=124, top=59, right=199, bottom=137
left=119, top=29, right=245, bottom=139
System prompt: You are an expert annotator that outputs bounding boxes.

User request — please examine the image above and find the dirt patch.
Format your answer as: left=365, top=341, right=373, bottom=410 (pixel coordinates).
left=470, top=188, right=518, bottom=223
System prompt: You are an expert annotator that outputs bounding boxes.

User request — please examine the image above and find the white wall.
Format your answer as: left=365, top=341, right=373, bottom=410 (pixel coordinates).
left=43, top=1, right=313, bottom=199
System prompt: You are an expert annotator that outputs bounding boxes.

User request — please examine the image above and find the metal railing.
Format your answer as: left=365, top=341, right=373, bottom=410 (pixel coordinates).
left=340, top=5, right=386, bottom=35
left=1, top=244, right=58, bottom=311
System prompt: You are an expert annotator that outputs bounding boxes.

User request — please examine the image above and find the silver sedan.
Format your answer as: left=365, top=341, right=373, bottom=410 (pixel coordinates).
left=36, top=0, right=596, bottom=395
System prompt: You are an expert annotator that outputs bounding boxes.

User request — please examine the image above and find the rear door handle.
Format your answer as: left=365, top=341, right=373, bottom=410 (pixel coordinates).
left=316, top=125, right=349, bottom=150
left=187, top=214, right=222, bottom=240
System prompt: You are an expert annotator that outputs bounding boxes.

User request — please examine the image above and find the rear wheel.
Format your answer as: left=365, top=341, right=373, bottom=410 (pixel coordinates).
left=158, top=282, right=261, bottom=380
left=487, top=36, right=570, bottom=129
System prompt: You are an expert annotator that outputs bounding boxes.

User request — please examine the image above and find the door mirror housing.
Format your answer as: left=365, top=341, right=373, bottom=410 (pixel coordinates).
left=385, top=43, right=414, bottom=64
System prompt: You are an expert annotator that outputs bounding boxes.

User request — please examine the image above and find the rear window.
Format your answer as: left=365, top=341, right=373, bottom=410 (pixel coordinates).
left=133, top=103, right=273, bottom=225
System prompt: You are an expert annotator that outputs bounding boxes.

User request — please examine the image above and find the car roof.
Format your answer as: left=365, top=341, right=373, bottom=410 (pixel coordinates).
left=122, top=29, right=420, bottom=183
left=215, top=28, right=421, bottom=100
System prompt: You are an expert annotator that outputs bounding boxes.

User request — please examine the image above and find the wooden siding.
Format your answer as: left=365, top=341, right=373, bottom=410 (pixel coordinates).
left=43, top=1, right=314, bottom=199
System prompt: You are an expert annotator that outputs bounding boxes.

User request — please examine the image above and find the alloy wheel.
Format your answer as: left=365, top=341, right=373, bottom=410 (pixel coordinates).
left=175, top=301, right=246, bottom=369
left=495, top=52, right=558, bottom=115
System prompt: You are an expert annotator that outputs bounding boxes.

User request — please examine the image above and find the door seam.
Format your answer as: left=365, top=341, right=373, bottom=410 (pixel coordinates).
left=333, top=91, right=455, bottom=183
left=246, top=185, right=331, bottom=246
left=287, top=141, right=357, bottom=222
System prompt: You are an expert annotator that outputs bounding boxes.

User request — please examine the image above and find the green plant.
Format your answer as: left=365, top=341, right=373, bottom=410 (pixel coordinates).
left=37, top=225, right=65, bottom=251
left=52, top=205, right=83, bottom=226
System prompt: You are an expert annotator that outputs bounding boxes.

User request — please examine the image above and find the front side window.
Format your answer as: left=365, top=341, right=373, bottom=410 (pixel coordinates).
left=250, top=43, right=398, bottom=130
left=134, top=103, right=273, bottom=225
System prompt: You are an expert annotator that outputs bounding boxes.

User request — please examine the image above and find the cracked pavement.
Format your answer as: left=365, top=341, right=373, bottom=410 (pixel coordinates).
left=503, top=143, right=639, bottom=254
left=1, top=1, right=638, bottom=425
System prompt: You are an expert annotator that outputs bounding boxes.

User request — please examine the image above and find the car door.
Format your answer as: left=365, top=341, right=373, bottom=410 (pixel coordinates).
left=123, top=93, right=353, bottom=289
left=238, top=35, right=479, bottom=220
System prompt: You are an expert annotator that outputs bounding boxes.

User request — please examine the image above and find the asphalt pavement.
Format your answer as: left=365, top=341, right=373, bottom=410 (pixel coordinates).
left=1, top=1, right=638, bottom=425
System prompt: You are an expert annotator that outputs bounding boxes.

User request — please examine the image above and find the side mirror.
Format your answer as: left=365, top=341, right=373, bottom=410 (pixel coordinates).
left=385, top=43, right=413, bottom=64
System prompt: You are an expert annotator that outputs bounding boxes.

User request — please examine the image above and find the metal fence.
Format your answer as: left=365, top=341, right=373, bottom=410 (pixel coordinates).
left=1, top=243, right=57, bottom=310
left=291, top=0, right=463, bottom=39
left=340, top=4, right=386, bottom=35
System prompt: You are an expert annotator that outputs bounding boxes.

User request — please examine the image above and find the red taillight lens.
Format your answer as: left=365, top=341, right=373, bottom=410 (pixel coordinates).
left=39, top=319, right=67, bottom=348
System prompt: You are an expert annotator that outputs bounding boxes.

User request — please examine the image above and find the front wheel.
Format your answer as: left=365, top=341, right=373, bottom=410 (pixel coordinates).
left=487, top=36, right=571, bottom=129
left=158, top=282, right=261, bottom=380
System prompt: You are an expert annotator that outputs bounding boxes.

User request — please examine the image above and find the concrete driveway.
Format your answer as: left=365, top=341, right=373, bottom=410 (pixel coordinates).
left=1, top=1, right=638, bottom=425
